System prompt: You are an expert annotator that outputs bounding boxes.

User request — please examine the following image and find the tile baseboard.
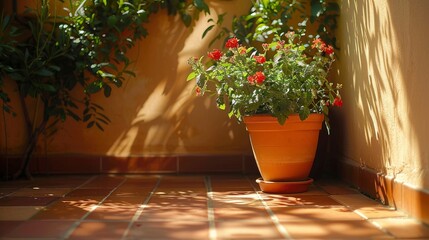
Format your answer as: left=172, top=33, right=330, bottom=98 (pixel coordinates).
left=336, top=158, right=429, bottom=225
left=0, top=154, right=259, bottom=177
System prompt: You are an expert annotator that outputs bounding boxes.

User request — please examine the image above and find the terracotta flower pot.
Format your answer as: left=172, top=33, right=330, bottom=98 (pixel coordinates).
left=243, top=114, right=324, bottom=193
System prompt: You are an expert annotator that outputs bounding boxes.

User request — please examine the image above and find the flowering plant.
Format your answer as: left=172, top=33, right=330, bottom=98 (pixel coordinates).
left=187, top=32, right=342, bottom=131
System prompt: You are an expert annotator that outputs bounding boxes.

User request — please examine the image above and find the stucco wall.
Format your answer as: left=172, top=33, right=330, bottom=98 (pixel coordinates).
left=0, top=1, right=253, bottom=158
left=336, top=0, right=429, bottom=190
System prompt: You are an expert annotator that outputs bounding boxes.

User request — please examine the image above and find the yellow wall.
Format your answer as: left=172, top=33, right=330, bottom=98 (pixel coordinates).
left=336, top=0, right=429, bottom=190
left=0, top=1, right=253, bottom=158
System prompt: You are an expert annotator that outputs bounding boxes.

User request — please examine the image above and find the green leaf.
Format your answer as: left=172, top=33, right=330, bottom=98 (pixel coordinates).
left=107, top=15, right=118, bottom=27
left=299, top=107, right=310, bottom=120
left=310, top=0, right=324, bottom=23
left=187, top=72, right=197, bottom=81
left=35, top=83, right=56, bottom=92
left=193, top=0, right=210, bottom=13
left=218, top=103, right=226, bottom=110
left=86, top=82, right=102, bottom=94
left=35, top=68, right=55, bottom=77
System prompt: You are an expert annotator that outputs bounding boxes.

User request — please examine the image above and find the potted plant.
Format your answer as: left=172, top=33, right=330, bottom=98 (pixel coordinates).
left=187, top=32, right=342, bottom=193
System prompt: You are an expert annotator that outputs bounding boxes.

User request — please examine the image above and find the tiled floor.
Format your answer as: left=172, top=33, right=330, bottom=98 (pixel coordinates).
left=0, top=174, right=429, bottom=239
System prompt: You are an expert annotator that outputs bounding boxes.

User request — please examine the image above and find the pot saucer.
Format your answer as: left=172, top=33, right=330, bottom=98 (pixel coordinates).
left=256, top=178, right=314, bottom=194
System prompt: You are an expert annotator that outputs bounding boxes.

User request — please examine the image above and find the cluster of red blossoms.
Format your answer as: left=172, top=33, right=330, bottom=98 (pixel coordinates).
left=203, top=37, right=342, bottom=107
left=208, top=37, right=268, bottom=85
left=247, top=71, right=266, bottom=85
left=326, top=97, right=343, bottom=107
left=311, top=38, right=334, bottom=55
left=207, top=49, right=222, bottom=61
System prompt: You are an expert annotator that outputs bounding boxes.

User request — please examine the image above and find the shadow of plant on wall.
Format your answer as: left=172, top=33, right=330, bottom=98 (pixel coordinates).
left=336, top=0, right=429, bottom=196
left=51, top=3, right=254, bottom=164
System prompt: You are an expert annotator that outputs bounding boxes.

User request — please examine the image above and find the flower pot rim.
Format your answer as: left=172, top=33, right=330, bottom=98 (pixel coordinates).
left=243, top=113, right=324, bottom=124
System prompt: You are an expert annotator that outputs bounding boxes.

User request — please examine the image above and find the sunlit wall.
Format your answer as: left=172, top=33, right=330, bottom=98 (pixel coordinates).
left=0, top=1, right=253, bottom=159
left=335, top=0, right=429, bottom=190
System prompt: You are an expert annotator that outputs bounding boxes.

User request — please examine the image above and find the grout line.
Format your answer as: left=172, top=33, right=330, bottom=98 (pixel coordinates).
left=204, top=176, right=217, bottom=240
left=246, top=176, right=294, bottom=240
left=328, top=195, right=397, bottom=238
left=25, top=175, right=99, bottom=218
left=60, top=176, right=128, bottom=240
left=121, top=176, right=162, bottom=239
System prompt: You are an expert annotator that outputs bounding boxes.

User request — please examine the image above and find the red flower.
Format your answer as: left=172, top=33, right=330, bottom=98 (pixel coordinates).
left=324, top=45, right=334, bottom=55
left=312, top=38, right=326, bottom=50
left=254, top=71, right=266, bottom=84
left=333, top=97, right=343, bottom=107
left=225, top=37, right=239, bottom=49
left=207, top=49, right=222, bottom=61
left=195, top=87, right=202, bottom=96
left=247, top=75, right=256, bottom=85
left=254, top=55, right=266, bottom=64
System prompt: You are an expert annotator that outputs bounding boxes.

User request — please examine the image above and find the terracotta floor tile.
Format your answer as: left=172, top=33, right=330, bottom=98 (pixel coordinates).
left=331, top=194, right=381, bottom=208
left=315, top=179, right=359, bottom=195
left=68, top=221, right=129, bottom=239
left=111, top=187, right=152, bottom=197
left=158, top=176, right=206, bottom=189
left=282, top=219, right=389, bottom=239
left=356, top=206, right=408, bottom=219
left=259, top=184, right=329, bottom=196
left=294, top=184, right=329, bottom=195
left=86, top=197, right=143, bottom=220
left=138, top=207, right=208, bottom=221
left=10, top=187, right=72, bottom=197
left=104, top=196, right=146, bottom=203
left=371, top=217, right=429, bottom=239
left=215, top=219, right=284, bottom=239
left=331, top=194, right=407, bottom=219
left=263, top=195, right=342, bottom=207
left=211, top=177, right=253, bottom=186
left=154, top=188, right=208, bottom=196
left=0, top=206, right=42, bottom=220
left=0, top=196, right=59, bottom=206
left=32, top=198, right=100, bottom=220
left=147, top=195, right=208, bottom=208
left=66, top=188, right=113, bottom=197
left=212, top=191, right=263, bottom=207
left=81, top=175, right=126, bottom=188
left=0, top=221, right=23, bottom=237
left=0, top=174, right=426, bottom=240
left=271, top=206, right=364, bottom=221
left=126, top=221, right=210, bottom=239
left=122, top=175, right=160, bottom=184
left=3, top=220, right=75, bottom=238
left=214, top=206, right=270, bottom=221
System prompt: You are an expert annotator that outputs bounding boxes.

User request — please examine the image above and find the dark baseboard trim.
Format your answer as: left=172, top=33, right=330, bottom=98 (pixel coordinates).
left=0, top=154, right=259, bottom=177
left=337, top=158, right=429, bottom=225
